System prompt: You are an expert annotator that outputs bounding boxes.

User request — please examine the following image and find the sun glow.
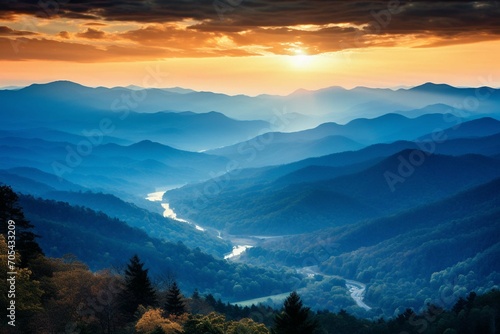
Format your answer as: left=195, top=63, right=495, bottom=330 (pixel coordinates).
left=290, top=49, right=313, bottom=68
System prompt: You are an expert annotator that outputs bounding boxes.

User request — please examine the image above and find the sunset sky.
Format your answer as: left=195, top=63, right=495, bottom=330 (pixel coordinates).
left=1, top=0, right=499, bottom=95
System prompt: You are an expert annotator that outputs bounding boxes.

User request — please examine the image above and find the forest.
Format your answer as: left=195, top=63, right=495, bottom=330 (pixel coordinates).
left=1, top=184, right=500, bottom=333
left=1, top=82, right=500, bottom=332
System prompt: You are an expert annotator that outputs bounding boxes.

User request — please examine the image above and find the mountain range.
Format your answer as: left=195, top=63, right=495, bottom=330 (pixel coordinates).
left=1, top=81, right=499, bottom=318
left=165, top=147, right=500, bottom=235
left=206, top=113, right=498, bottom=167
left=2, top=81, right=499, bottom=128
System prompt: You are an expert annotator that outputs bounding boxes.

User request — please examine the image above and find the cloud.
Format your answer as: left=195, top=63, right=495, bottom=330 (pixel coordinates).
left=0, top=26, right=38, bottom=36
left=0, top=37, right=168, bottom=61
left=76, top=28, right=106, bottom=39
left=119, top=24, right=258, bottom=56
left=58, top=31, right=70, bottom=39
left=0, top=32, right=257, bottom=62
left=84, top=22, right=108, bottom=26
left=1, top=1, right=499, bottom=37
left=0, top=0, right=499, bottom=61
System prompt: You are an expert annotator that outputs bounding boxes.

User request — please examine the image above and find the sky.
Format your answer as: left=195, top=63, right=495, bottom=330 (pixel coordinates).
left=1, top=0, right=500, bottom=95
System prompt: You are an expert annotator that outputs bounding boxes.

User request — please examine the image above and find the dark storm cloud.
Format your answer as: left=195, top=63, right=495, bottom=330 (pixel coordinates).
left=1, top=1, right=499, bottom=38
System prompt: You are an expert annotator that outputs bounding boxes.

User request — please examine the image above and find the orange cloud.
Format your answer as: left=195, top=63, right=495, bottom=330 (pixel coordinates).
left=0, top=26, right=38, bottom=36
left=0, top=37, right=167, bottom=62
left=58, top=31, right=70, bottom=39
left=76, top=28, right=106, bottom=39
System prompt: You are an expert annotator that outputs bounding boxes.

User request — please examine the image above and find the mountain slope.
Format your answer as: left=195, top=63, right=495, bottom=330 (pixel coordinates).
left=247, top=177, right=500, bottom=315
left=276, top=177, right=500, bottom=256
left=207, top=113, right=474, bottom=168
left=18, top=193, right=299, bottom=301
left=166, top=151, right=500, bottom=235
left=420, top=116, right=500, bottom=141
left=39, top=190, right=232, bottom=256
left=0, top=166, right=232, bottom=256
left=0, top=136, right=231, bottom=197
left=237, top=131, right=500, bottom=185
left=208, top=134, right=363, bottom=168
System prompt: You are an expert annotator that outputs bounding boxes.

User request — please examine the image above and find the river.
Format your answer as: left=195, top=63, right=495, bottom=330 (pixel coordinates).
left=146, top=191, right=372, bottom=310
left=224, top=245, right=254, bottom=260
left=146, top=190, right=248, bottom=258
left=299, top=266, right=371, bottom=311
left=146, top=190, right=207, bottom=231
left=345, top=279, right=371, bottom=311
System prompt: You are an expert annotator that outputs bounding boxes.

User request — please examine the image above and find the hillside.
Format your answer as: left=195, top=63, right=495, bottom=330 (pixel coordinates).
left=208, top=134, right=363, bottom=168
left=207, top=113, right=493, bottom=168
left=18, top=194, right=301, bottom=302
left=165, top=151, right=500, bottom=235
left=0, top=136, right=230, bottom=198
left=245, top=178, right=500, bottom=315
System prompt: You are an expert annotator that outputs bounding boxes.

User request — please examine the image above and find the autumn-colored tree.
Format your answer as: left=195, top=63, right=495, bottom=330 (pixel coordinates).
left=89, top=270, right=124, bottom=333
left=135, top=308, right=183, bottom=334
left=39, top=259, right=99, bottom=332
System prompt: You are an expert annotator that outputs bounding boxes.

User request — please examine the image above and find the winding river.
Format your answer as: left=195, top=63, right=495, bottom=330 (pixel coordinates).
left=299, top=266, right=371, bottom=310
left=345, top=279, right=371, bottom=311
left=146, top=191, right=372, bottom=309
left=146, top=190, right=247, bottom=258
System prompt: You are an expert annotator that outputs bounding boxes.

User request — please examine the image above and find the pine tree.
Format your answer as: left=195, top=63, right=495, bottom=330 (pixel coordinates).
left=164, top=281, right=186, bottom=316
left=271, top=291, right=317, bottom=334
left=0, top=185, right=43, bottom=267
left=120, top=255, right=158, bottom=319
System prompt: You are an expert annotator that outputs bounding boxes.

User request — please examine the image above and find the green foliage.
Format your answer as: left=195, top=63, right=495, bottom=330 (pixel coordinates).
left=183, top=312, right=270, bottom=334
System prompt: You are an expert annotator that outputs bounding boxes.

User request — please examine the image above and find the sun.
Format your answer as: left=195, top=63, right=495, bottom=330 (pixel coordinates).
left=289, top=49, right=313, bottom=68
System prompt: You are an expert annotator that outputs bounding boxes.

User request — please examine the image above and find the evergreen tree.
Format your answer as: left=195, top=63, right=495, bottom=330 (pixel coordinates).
left=120, top=254, right=158, bottom=319
left=192, top=288, right=200, bottom=300
left=164, top=281, right=186, bottom=316
left=0, top=185, right=43, bottom=267
left=271, top=291, right=317, bottom=334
